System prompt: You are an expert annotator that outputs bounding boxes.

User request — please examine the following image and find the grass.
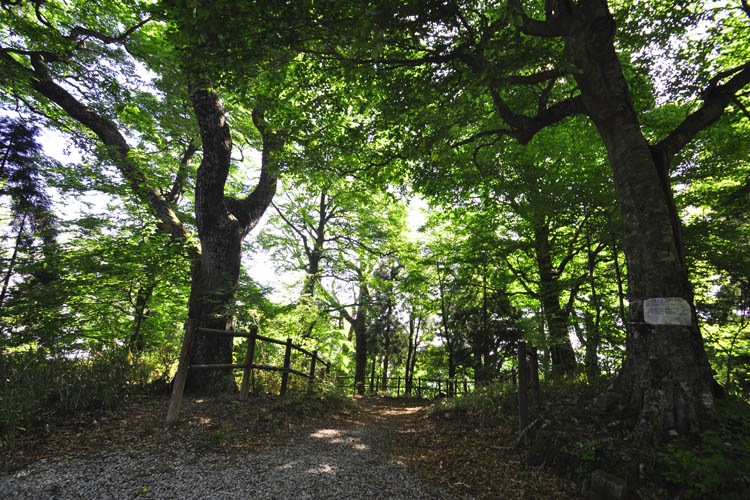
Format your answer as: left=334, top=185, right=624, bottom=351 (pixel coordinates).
left=0, top=349, right=162, bottom=454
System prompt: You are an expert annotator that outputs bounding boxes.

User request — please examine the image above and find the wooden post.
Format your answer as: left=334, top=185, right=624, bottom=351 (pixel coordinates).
left=239, top=326, right=257, bottom=402
left=166, top=319, right=197, bottom=426
left=396, top=376, right=401, bottom=396
left=463, top=379, right=468, bottom=394
left=280, top=337, right=292, bottom=396
left=518, top=340, right=529, bottom=440
left=307, top=350, right=318, bottom=394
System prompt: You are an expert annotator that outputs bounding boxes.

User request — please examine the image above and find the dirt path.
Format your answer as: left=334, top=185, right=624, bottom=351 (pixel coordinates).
left=349, top=397, right=578, bottom=500
left=2, top=394, right=578, bottom=499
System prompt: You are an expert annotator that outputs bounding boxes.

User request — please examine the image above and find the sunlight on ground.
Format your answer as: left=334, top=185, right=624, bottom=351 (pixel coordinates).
left=309, top=428, right=368, bottom=450
left=310, top=429, right=341, bottom=439
left=307, top=464, right=337, bottom=475
left=379, top=406, right=422, bottom=416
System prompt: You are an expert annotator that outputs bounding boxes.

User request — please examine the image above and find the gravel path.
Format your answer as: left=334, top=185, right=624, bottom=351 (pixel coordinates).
left=1, top=400, right=458, bottom=499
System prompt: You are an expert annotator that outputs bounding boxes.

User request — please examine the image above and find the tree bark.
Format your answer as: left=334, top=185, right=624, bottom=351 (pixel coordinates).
left=517, top=340, right=529, bottom=435
left=381, top=298, right=392, bottom=391
left=128, top=280, right=156, bottom=354
left=184, top=91, right=279, bottom=394
left=300, top=188, right=329, bottom=299
left=564, top=2, right=719, bottom=436
left=584, top=220, right=602, bottom=380
left=533, top=222, right=578, bottom=375
left=353, top=282, right=370, bottom=395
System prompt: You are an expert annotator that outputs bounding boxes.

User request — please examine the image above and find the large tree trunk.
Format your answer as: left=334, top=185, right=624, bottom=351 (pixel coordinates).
left=184, top=90, right=279, bottom=394
left=565, top=2, right=719, bottom=437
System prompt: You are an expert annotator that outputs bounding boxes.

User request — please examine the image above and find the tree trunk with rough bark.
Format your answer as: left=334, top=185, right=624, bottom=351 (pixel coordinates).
left=184, top=90, right=279, bottom=394
left=564, top=2, right=720, bottom=436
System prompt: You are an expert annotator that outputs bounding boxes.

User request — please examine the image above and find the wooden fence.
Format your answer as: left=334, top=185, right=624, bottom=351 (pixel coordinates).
left=335, top=375, right=475, bottom=398
left=167, top=319, right=330, bottom=425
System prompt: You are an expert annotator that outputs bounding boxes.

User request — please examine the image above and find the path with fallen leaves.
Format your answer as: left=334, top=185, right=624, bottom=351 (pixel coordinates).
left=351, top=397, right=578, bottom=500
left=4, top=394, right=578, bottom=499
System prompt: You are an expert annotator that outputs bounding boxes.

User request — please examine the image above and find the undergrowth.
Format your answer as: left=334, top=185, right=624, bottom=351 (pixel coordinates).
left=0, top=349, right=163, bottom=454
left=426, top=375, right=750, bottom=499
left=429, top=382, right=518, bottom=423
left=656, top=398, right=750, bottom=499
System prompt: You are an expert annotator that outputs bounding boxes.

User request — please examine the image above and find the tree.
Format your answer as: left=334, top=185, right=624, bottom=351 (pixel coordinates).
left=311, top=0, right=750, bottom=437
left=1, top=1, right=293, bottom=393
left=0, top=117, right=58, bottom=312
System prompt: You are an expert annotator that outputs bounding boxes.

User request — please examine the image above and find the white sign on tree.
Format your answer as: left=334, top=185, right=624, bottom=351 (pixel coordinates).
left=643, top=298, right=692, bottom=326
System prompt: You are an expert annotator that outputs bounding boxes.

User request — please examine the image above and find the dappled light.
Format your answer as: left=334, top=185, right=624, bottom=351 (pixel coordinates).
left=310, top=428, right=369, bottom=450
left=1, top=1, right=749, bottom=499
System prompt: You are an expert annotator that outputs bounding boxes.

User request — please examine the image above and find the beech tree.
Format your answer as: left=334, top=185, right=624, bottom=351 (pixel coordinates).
left=307, top=0, right=750, bottom=436
left=1, top=1, right=289, bottom=393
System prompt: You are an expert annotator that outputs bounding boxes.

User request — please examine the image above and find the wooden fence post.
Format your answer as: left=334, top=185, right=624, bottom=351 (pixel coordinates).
left=166, top=319, right=197, bottom=426
left=463, top=379, right=468, bottom=395
left=239, top=326, right=257, bottom=402
left=280, top=337, right=292, bottom=396
left=396, top=376, right=401, bottom=396
left=307, top=350, right=318, bottom=394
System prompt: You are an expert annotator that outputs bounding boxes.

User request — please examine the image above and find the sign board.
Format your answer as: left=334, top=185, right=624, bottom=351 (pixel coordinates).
left=643, top=297, right=692, bottom=326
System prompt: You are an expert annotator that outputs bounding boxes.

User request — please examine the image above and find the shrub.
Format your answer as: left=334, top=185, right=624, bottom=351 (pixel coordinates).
left=657, top=398, right=750, bottom=499
left=430, top=381, right=517, bottom=421
left=0, top=348, right=158, bottom=454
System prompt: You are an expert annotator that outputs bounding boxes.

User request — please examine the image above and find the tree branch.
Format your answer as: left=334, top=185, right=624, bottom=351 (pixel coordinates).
left=271, top=201, right=311, bottom=256
left=455, top=92, right=585, bottom=147
left=508, top=0, right=571, bottom=37
left=15, top=52, right=196, bottom=256
left=165, top=139, right=197, bottom=204
left=67, top=18, right=150, bottom=46
left=653, top=62, right=750, bottom=164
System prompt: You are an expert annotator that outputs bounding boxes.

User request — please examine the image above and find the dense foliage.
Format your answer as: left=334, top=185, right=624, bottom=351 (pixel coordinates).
left=1, top=0, right=749, bottom=496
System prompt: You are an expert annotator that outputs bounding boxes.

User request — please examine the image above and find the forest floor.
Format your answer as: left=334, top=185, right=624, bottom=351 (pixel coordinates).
left=2, top=392, right=578, bottom=499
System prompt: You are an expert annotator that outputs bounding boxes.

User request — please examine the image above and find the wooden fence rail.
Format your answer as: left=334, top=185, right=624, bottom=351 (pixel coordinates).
left=334, top=375, right=475, bottom=399
left=167, top=320, right=330, bottom=425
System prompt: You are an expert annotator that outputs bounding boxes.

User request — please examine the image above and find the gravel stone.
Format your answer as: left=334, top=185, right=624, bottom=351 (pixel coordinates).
left=1, top=416, right=458, bottom=499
